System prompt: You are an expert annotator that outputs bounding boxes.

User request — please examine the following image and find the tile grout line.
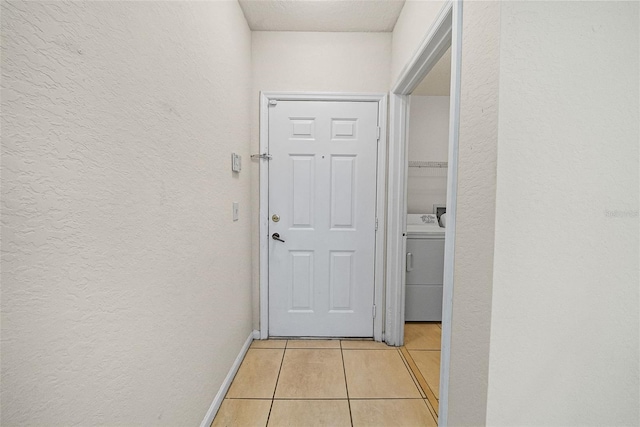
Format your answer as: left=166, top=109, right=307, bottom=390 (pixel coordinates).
left=397, top=348, right=426, bottom=398
left=340, top=341, right=354, bottom=427
left=226, top=397, right=427, bottom=401
left=423, top=395, right=439, bottom=423
left=265, top=340, right=288, bottom=427
left=400, top=346, right=439, bottom=417
left=401, top=347, right=430, bottom=395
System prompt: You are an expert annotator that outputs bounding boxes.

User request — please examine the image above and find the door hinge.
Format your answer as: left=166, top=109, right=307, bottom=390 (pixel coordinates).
left=375, top=217, right=379, bottom=231
left=376, top=126, right=381, bottom=140
left=372, top=305, right=377, bottom=318
left=269, top=99, right=278, bottom=106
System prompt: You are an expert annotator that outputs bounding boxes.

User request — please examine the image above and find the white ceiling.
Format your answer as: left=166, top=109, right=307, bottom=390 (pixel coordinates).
left=238, top=0, right=406, bottom=32
left=413, top=47, right=451, bottom=96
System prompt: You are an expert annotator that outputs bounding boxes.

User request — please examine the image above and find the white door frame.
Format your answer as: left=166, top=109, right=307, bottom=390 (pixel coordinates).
left=385, top=1, right=462, bottom=424
left=259, top=92, right=388, bottom=341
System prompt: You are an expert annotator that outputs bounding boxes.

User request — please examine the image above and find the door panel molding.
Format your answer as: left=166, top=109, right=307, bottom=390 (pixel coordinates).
left=259, top=92, right=387, bottom=341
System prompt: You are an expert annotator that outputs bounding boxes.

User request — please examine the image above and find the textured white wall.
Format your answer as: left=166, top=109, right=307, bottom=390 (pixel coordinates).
left=250, top=31, right=391, bottom=329
left=252, top=32, right=391, bottom=93
left=390, top=0, right=446, bottom=87
left=487, top=2, right=640, bottom=425
left=407, top=95, right=449, bottom=214
left=448, top=2, right=501, bottom=425
left=1, top=1, right=253, bottom=425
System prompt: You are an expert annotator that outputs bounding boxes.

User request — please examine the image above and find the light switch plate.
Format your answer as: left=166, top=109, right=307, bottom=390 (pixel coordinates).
left=232, top=202, right=239, bottom=221
left=231, top=153, right=241, bottom=172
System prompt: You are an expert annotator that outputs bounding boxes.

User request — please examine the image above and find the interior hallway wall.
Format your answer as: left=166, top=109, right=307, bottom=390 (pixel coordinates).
left=487, top=2, right=640, bottom=424
left=250, top=31, right=391, bottom=330
left=390, top=0, right=446, bottom=86
left=1, top=1, right=253, bottom=425
left=394, top=2, right=640, bottom=425
left=448, top=2, right=502, bottom=424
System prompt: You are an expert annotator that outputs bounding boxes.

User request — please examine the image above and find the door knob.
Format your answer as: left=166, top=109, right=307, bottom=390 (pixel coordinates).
left=272, top=233, right=285, bottom=243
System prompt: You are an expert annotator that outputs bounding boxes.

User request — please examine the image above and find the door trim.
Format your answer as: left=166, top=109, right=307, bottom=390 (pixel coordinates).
left=386, top=0, right=454, bottom=345
left=259, top=92, right=388, bottom=341
left=386, top=1, right=462, bottom=424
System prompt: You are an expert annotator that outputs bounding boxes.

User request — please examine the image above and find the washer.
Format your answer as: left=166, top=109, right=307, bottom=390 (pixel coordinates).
left=405, top=214, right=445, bottom=321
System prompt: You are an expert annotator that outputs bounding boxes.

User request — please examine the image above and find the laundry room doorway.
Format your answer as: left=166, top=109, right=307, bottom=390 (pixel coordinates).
left=385, top=1, right=462, bottom=424
left=401, top=47, right=452, bottom=418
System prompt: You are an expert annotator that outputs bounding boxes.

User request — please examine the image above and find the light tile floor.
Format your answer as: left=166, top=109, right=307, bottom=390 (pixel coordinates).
left=212, top=323, right=441, bottom=427
left=402, top=322, right=441, bottom=415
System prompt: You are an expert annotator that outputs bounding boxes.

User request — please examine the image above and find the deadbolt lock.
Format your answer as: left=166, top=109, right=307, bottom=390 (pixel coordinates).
left=272, top=214, right=280, bottom=222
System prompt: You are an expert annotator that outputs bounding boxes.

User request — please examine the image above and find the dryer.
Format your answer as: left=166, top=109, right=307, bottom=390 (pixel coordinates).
left=405, top=214, right=445, bottom=321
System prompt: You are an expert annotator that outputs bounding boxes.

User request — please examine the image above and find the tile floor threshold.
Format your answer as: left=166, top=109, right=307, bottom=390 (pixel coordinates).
left=212, top=323, right=441, bottom=427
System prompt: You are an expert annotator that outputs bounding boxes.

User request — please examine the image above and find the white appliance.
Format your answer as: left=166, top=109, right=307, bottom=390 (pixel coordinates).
left=405, top=214, right=445, bottom=321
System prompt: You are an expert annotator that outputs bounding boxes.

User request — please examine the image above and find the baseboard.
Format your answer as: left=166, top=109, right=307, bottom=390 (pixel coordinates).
left=200, top=330, right=257, bottom=427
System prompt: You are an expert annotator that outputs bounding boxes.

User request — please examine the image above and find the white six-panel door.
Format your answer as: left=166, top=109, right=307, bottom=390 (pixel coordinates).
left=268, top=100, right=379, bottom=337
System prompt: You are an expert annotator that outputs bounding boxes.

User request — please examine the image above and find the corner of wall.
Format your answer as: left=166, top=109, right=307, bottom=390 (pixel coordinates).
left=447, top=1, right=502, bottom=425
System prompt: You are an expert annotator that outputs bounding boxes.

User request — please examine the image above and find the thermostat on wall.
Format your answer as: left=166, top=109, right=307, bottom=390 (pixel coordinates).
left=231, top=153, right=241, bottom=172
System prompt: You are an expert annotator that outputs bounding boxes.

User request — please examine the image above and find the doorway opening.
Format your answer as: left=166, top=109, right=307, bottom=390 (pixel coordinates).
left=385, top=1, right=462, bottom=424
left=402, top=46, right=451, bottom=417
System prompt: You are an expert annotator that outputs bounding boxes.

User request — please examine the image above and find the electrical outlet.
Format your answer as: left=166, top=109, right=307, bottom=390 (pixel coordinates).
left=233, top=202, right=239, bottom=221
